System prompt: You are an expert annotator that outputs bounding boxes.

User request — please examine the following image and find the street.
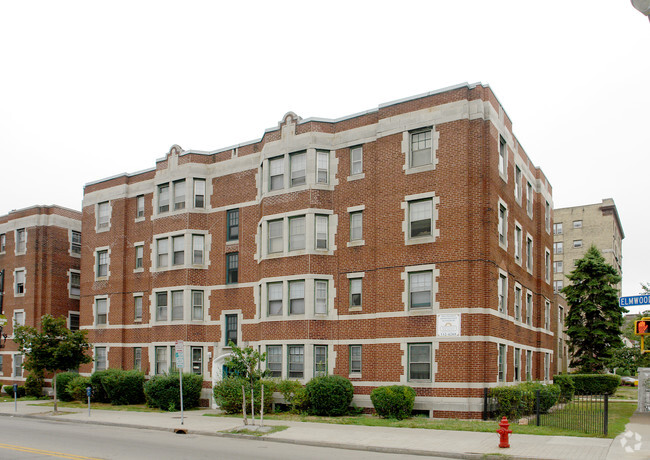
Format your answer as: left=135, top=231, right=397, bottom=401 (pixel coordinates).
left=0, top=416, right=453, bottom=460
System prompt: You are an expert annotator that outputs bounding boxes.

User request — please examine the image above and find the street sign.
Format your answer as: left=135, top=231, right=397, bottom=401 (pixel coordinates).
left=619, top=295, right=650, bottom=307
left=175, top=340, right=184, bottom=369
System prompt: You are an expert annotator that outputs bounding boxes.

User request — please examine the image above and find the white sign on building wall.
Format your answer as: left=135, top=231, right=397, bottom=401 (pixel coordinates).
left=436, top=314, right=461, bottom=337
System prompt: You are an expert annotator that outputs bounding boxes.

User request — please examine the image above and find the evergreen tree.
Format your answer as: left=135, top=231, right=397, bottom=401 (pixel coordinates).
left=561, top=246, right=624, bottom=373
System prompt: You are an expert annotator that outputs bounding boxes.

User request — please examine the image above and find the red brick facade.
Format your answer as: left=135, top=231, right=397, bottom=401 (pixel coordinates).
left=80, top=83, right=556, bottom=417
left=0, top=205, right=82, bottom=386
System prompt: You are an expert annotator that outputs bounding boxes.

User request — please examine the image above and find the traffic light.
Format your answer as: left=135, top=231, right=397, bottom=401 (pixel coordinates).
left=635, top=318, right=650, bottom=335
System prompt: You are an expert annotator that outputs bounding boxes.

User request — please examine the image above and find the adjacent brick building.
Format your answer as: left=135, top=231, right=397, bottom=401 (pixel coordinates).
left=0, top=205, right=82, bottom=386
left=80, top=82, right=557, bottom=417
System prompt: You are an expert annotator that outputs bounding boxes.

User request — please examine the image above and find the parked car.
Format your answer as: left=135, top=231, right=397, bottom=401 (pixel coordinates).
left=620, top=376, right=638, bottom=386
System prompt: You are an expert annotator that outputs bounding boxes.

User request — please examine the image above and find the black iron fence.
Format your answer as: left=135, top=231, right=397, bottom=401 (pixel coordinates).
left=483, top=388, right=609, bottom=436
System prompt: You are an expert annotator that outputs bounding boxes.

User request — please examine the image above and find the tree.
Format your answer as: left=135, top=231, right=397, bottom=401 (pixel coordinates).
left=223, top=342, right=268, bottom=386
left=13, top=315, right=92, bottom=412
left=561, top=246, right=624, bottom=373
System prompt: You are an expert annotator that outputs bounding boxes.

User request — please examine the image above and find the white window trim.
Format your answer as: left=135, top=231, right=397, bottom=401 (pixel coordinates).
left=94, top=346, right=109, bottom=372
left=134, top=241, right=145, bottom=273
left=94, top=246, right=111, bottom=280
left=526, top=233, right=534, bottom=275
left=133, top=292, right=144, bottom=323
left=514, top=164, right=523, bottom=205
left=13, top=268, right=26, bottom=298
left=68, top=311, right=80, bottom=330
left=497, top=343, right=507, bottom=383
left=0, top=233, right=6, bottom=254
left=149, top=288, right=212, bottom=326
left=67, top=268, right=81, bottom=299
left=68, top=228, right=82, bottom=258
left=347, top=205, right=366, bottom=247
left=514, top=221, right=522, bottom=266
left=404, top=342, right=436, bottom=383
left=526, top=181, right=534, bottom=219
left=402, top=192, right=440, bottom=246
left=260, top=149, right=338, bottom=198
left=497, top=198, right=508, bottom=251
left=93, top=296, right=109, bottom=327
left=347, top=145, right=364, bottom=181
left=14, top=228, right=27, bottom=255
left=220, top=310, right=243, bottom=348
left=95, top=201, right=111, bottom=233
left=151, top=230, right=211, bottom=273
left=401, top=128, right=439, bottom=174
left=525, top=289, right=533, bottom=326
left=498, top=135, right=508, bottom=182
left=257, top=274, right=336, bottom=320
left=544, top=298, right=551, bottom=330
left=12, top=309, right=26, bottom=333
left=514, top=282, right=522, bottom=322
left=347, top=272, right=365, bottom=311
left=13, top=353, right=23, bottom=378
left=545, top=248, right=551, bottom=284
left=401, top=264, right=440, bottom=313
left=497, top=269, right=508, bottom=315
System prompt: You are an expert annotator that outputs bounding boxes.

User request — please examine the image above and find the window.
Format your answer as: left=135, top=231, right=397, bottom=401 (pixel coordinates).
left=545, top=300, right=551, bottom=330
left=526, top=350, right=533, bottom=381
left=71, top=231, right=81, bottom=255
left=173, top=179, right=186, bottom=210
left=553, top=261, right=563, bottom=273
left=191, top=347, right=203, bottom=375
left=192, top=291, right=203, bottom=320
left=553, top=223, right=562, bottom=235
left=13, top=311, right=25, bottom=327
left=498, top=344, right=506, bottom=382
left=95, top=298, right=107, bottom=325
left=15, top=270, right=25, bottom=295
left=156, top=292, right=168, bottom=321
left=267, top=282, right=283, bottom=316
left=350, top=278, right=362, bottom=308
left=350, top=146, right=363, bottom=175
left=226, top=209, right=239, bottom=241
left=408, top=343, right=431, bottom=381
left=290, top=152, right=306, bottom=186
left=410, top=129, right=432, bottom=167
left=515, top=166, right=522, bottom=202
left=316, top=150, right=329, bottom=184
left=526, top=181, right=533, bottom=215
left=136, top=195, right=145, bottom=218
left=267, top=345, right=282, bottom=378
left=554, top=280, right=564, bottom=293
left=193, top=179, right=206, bottom=208
left=544, top=353, right=550, bottom=381
left=0, top=233, right=5, bottom=252
left=573, top=220, right=582, bottom=229
left=514, top=348, right=521, bottom=382
left=553, top=241, right=563, bottom=254
left=135, top=245, right=143, bottom=269
left=95, top=249, right=108, bottom=277
left=158, top=184, right=169, bottom=213
left=155, top=346, right=168, bottom=375
left=269, top=156, right=284, bottom=191
left=268, top=220, right=283, bottom=253
left=514, top=225, right=522, bottom=262
left=526, top=292, right=533, bottom=326
left=157, top=239, right=168, bottom=267
left=526, top=236, right=533, bottom=272
left=97, top=202, right=110, bottom=229
left=514, top=286, right=522, bottom=321
left=498, top=273, right=507, bottom=313
left=69, top=313, right=79, bottom=331
left=226, top=252, right=238, bottom=284
left=499, top=136, right=508, bottom=176
left=545, top=201, right=550, bottom=233
left=350, top=211, right=363, bottom=242
left=315, top=280, right=328, bottom=314
left=192, top=234, right=204, bottom=265
left=134, top=348, right=142, bottom=371
left=172, top=235, right=184, bottom=265
left=16, top=228, right=26, bottom=252
left=13, top=354, right=23, bottom=377
left=289, top=216, right=306, bottom=251
left=134, top=296, right=143, bottom=321
left=314, top=345, right=328, bottom=377
left=350, top=345, right=362, bottom=374
left=289, top=280, right=305, bottom=315
left=498, top=203, right=507, bottom=246
left=545, top=249, right=551, bottom=283
left=95, top=347, right=107, bottom=371
left=573, top=240, right=582, bottom=248
left=171, top=290, right=183, bottom=320
left=410, top=271, right=432, bottom=309
left=70, top=271, right=80, bottom=296
left=288, top=345, right=304, bottom=378
left=225, top=314, right=238, bottom=346
left=315, top=215, right=328, bottom=249
left=409, top=199, right=432, bottom=238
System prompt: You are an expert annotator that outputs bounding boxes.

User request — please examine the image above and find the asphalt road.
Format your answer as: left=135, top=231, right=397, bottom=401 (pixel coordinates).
left=0, top=416, right=454, bottom=460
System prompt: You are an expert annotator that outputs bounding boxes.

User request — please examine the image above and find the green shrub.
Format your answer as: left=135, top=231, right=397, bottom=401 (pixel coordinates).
left=213, top=377, right=275, bottom=414
left=101, top=370, right=145, bottom=405
left=55, top=372, right=79, bottom=402
left=277, top=379, right=310, bottom=413
left=569, top=374, right=620, bottom=395
left=489, top=386, right=533, bottom=420
left=66, top=376, right=92, bottom=401
left=520, top=382, right=561, bottom=413
left=144, top=372, right=203, bottom=411
left=3, top=385, right=26, bottom=398
left=305, top=375, right=354, bottom=416
left=90, top=369, right=122, bottom=403
left=553, top=374, right=575, bottom=402
left=25, top=371, right=44, bottom=398
left=615, top=368, right=631, bottom=377
left=370, top=385, right=415, bottom=420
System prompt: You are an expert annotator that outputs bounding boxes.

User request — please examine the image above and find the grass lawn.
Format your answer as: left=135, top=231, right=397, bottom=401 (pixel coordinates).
left=206, top=401, right=636, bottom=439
left=27, top=400, right=169, bottom=412
left=613, top=386, right=638, bottom=401
left=222, top=425, right=289, bottom=437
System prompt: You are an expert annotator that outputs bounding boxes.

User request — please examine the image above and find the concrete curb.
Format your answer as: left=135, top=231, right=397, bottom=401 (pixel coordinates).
left=0, top=410, right=570, bottom=460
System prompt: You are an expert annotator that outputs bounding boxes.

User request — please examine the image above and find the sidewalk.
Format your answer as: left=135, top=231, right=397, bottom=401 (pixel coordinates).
left=0, top=400, right=648, bottom=460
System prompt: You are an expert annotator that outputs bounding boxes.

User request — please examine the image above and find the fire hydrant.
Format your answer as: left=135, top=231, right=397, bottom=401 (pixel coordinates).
left=497, top=416, right=512, bottom=448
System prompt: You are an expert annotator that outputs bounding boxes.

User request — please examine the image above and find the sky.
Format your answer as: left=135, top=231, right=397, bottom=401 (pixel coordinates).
left=1, top=1, right=648, bottom=311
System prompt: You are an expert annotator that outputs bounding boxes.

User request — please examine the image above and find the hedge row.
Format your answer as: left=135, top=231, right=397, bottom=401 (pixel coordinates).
left=489, top=382, right=561, bottom=420
left=564, top=374, right=620, bottom=395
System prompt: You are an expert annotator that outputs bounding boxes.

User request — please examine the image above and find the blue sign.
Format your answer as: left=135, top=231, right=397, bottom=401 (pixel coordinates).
left=619, top=295, right=650, bottom=307
left=86, top=387, right=92, bottom=398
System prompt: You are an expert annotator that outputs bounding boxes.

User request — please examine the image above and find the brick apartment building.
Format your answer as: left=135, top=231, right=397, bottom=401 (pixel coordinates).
left=80, top=82, right=557, bottom=418
left=0, top=205, right=82, bottom=386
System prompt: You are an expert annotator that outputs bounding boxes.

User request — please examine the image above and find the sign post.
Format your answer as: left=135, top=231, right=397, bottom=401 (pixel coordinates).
left=175, top=340, right=184, bottom=425
left=13, top=383, right=17, bottom=412
left=87, top=386, right=92, bottom=417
